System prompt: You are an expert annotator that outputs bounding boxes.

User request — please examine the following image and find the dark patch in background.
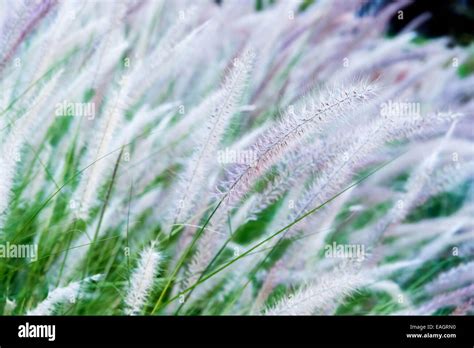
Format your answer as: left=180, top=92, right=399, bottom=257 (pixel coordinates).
left=361, top=0, right=474, bottom=46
